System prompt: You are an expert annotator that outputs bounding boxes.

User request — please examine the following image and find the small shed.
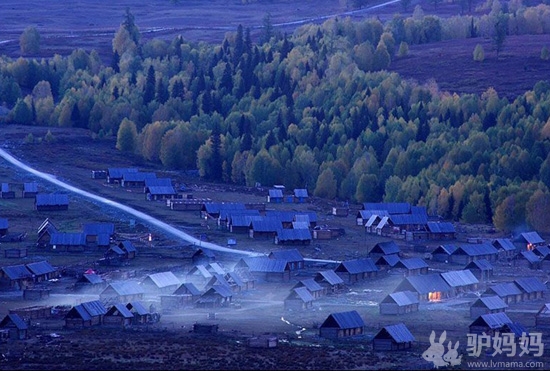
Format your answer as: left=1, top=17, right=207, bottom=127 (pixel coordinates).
left=99, top=281, right=144, bottom=305
left=126, top=301, right=153, bottom=325
left=141, top=271, right=181, bottom=294
left=235, top=256, right=291, bottom=283
left=104, top=304, right=134, bottom=328
left=369, top=241, right=401, bottom=259
left=248, top=333, right=278, bottom=348
left=274, top=228, right=312, bottom=245
left=118, top=240, right=137, bottom=259
left=393, top=257, right=429, bottom=276
left=483, top=282, right=523, bottom=304
left=1, top=183, right=15, bottom=199
left=64, top=300, right=107, bottom=328
left=284, top=287, right=314, bottom=311
left=267, top=189, right=283, bottom=203
left=173, top=282, right=202, bottom=300
left=293, top=279, right=324, bottom=299
left=0, top=313, right=28, bottom=340
left=319, top=310, right=365, bottom=339
left=470, top=296, right=508, bottom=319
left=393, top=274, right=453, bottom=302
left=293, top=188, right=309, bottom=203
left=195, top=285, right=233, bottom=308
left=372, top=323, right=415, bottom=351
left=469, top=312, right=513, bottom=336
left=492, top=238, right=517, bottom=260
left=464, top=259, right=494, bottom=281
left=268, top=248, right=305, bottom=270
left=335, top=258, right=379, bottom=284
left=379, top=291, right=419, bottom=315
left=74, top=273, right=106, bottom=293
left=35, top=193, right=69, bottom=211
left=26, top=260, right=58, bottom=283
left=23, top=182, right=38, bottom=198
left=431, top=244, right=458, bottom=263
left=440, top=269, right=479, bottom=295
left=514, top=231, right=545, bottom=251
left=514, top=277, right=546, bottom=301
left=314, top=270, right=345, bottom=295
left=513, top=250, right=542, bottom=269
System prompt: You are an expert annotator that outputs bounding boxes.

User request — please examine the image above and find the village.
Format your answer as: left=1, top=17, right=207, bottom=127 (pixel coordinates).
left=0, top=166, right=550, bottom=369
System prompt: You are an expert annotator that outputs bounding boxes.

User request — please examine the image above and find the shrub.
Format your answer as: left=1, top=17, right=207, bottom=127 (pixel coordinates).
left=541, top=46, right=550, bottom=61
left=398, top=41, right=409, bottom=57
left=473, top=43, right=485, bottom=62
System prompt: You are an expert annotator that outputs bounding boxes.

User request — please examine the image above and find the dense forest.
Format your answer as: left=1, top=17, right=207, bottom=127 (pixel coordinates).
left=2, top=1, right=550, bottom=233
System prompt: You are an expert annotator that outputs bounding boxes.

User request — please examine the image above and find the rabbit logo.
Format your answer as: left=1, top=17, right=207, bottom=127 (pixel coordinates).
left=422, top=330, right=451, bottom=368
left=443, top=340, right=462, bottom=366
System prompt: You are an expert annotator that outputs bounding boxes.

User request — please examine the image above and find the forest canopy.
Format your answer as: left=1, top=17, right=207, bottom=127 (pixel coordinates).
left=2, top=2, right=550, bottom=233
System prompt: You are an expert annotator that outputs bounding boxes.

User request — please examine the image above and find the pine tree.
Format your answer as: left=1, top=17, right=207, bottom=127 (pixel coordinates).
left=210, top=121, right=223, bottom=181
left=143, top=65, right=156, bottom=104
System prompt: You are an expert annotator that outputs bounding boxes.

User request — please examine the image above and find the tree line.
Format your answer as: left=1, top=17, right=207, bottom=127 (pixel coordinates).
left=2, top=2, right=550, bottom=233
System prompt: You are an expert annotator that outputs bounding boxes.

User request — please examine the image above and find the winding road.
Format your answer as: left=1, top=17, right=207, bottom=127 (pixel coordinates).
left=0, top=147, right=339, bottom=263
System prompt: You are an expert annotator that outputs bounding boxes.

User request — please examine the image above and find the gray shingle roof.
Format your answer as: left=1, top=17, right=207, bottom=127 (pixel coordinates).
left=105, top=281, right=144, bottom=296
left=174, top=282, right=201, bottom=296
left=486, top=282, right=522, bottom=297
left=26, top=261, right=56, bottom=275
left=81, top=300, right=108, bottom=316
left=376, top=323, right=416, bottom=343
left=294, top=189, right=308, bottom=198
left=493, top=238, right=517, bottom=251
left=207, top=262, right=226, bottom=275
left=315, top=270, right=344, bottom=286
left=81, top=273, right=104, bottom=285
left=147, top=185, right=177, bottom=195
left=50, top=232, right=87, bottom=246
left=2, top=264, right=33, bottom=280
left=390, top=213, right=428, bottom=226
left=126, top=301, right=149, bottom=316
left=204, top=202, right=246, bottom=214
left=395, top=257, right=428, bottom=270
left=294, top=278, right=323, bottom=292
left=427, top=222, right=456, bottom=233
left=276, top=229, right=312, bottom=241
left=269, top=248, right=304, bottom=262
left=188, top=265, right=213, bottom=278
left=241, top=256, right=290, bottom=273
left=119, top=240, right=137, bottom=253
left=23, top=182, right=38, bottom=192
left=336, top=258, right=378, bottom=274
left=472, top=296, right=508, bottom=310
left=520, top=250, right=541, bottom=263
left=455, top=243, right=499, bottom=256
left=382, top=291, right=419, bottom=306
left=465, top=259, right=494, bottom=271
left=471, top=312, right=512, bottom=329
left=268, top=189, right=283, bottom=198
left=144, top=271, right=180, bottom=288
left=35, top=193, right=69, bottom=206
left=399, top=274, right=452, bottom=294
left=440, top=269, right=479, bottom=287
left=518, top=231, right=545, bottom=244
left=203, top=284, right=233, bottom=298
left=107, top=304, right=134, bottom=318
left=372, top=241, right=401, bottom=255
left=1, top=313, right=28, bottom=330
left=107, top=168, right=138, bottom=179
left=251, top=218, right=283, bottom=232
left=145, top=177, right=173, bottom=187
left=433, top=244, right=459, bottom=255
left=321, top=310, right=364, bottom=329
left=287, top=286, right=314, bottom=302
left=376, top=254, right=401, bottom=267
left=363, top=202, right=411, bottom=214
left=514, top=277, right=547, bottom=293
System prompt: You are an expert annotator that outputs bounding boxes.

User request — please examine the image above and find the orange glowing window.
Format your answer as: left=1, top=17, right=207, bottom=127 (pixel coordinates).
left=429, top=292, right=441, bottom=302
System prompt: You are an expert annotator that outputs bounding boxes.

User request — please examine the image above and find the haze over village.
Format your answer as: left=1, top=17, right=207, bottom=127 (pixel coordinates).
left=1, top=0, right=550, bottom=370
